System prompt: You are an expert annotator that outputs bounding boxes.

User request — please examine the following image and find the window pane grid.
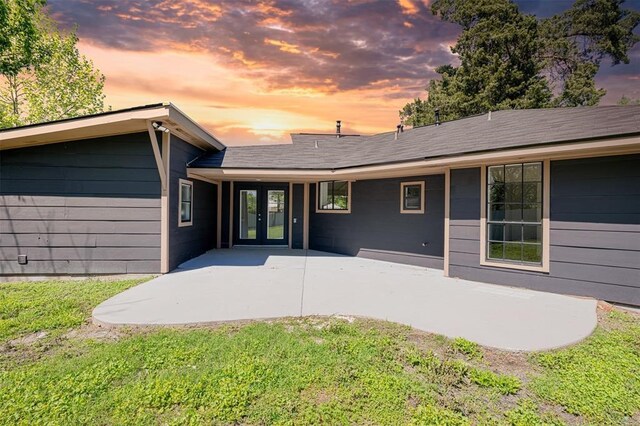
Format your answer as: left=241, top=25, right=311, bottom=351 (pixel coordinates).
left=486, top=163, right=542, bottom=265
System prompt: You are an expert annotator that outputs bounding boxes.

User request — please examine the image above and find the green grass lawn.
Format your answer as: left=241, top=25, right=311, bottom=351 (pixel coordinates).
left=243, top=225, right=284, bottom=240
left=0, top=278, right=145, bottom=345
left=1, top=279, right=639, bottom=425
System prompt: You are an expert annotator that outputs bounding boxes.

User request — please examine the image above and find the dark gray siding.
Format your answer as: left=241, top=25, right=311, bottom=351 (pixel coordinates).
left=448, top=155, right=640, bottom=306
left=168, top=137, right=217, bottom=270
left=220, top=181, right=231, bottom=248
left=0, top=133, right=161, bottom=274
left=309, top=175, right=445, bottom=268
left=291, top=184, right=304, bottom=249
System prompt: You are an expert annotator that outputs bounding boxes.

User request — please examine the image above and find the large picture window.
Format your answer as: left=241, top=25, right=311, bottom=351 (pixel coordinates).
left=178, top=179, right=193, bottom=227
left=317, top=181, right=350, bottom=212
left=486, top=162, right=542, bottom=264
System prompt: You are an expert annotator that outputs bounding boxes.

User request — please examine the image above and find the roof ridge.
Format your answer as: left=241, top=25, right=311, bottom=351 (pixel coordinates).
left=292, top=132, right=362, bottom=136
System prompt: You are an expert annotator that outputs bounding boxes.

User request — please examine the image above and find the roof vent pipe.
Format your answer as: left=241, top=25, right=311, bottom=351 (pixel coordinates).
left=395, top=124, right=401, bottom=140
left=336, top=120, right=341, bottom=138
left=488, top=110, right=492, bottom=121
left=434, top=109, right=440, bottom=126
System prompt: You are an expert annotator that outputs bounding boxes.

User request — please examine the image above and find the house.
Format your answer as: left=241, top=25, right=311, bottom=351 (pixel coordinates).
left=1, top=102, right=639, bottom=306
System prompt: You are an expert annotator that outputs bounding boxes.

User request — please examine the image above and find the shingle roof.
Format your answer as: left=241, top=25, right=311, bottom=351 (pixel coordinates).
left=0, top=103, right=166, bottom=133
left=189, top=105, right=640, bottom=170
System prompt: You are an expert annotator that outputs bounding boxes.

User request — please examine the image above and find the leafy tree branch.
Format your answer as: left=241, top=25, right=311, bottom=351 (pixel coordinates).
left=0, top=0, right=108, bottom=128
left=400, top=0, right=640, bottom=126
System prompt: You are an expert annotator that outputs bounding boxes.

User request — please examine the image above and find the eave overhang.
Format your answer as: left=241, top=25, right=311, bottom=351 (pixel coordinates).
left=0, top=103, right=225, bottom=151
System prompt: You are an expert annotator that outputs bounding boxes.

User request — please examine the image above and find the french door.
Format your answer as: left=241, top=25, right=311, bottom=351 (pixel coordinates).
left=234, top=183, right=288, bottom=246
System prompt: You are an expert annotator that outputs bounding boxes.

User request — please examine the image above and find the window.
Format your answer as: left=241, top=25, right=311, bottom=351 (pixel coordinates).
left=267, top=190, right=285, bottom=240
left=317, top=181, right=350, bottom=213
left=401, top=181, right=425, bottom=213
left=238, top=189, right=257, bottom=239
left=178, top=179, right=193, bottom=227
left=486, top=162, right=542, bottom=264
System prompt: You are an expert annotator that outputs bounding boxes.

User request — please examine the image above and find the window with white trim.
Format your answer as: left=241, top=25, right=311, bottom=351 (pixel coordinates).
left=486, top=162, right=542, bottom=264
left=179, top=179, right=193, bottom=226
left=317, top=181, right=350, bottom=212
left=401, top=181, right=424, bottom=213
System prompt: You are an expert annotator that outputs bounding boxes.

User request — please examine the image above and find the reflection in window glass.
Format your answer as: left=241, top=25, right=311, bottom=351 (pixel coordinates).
left=333, top=181, right=349, bottom=210
left=318, top=181, right=349, bottom=211
left=487, top=162, right=543, bottom=264
left=267, top=190, right=285, bottom=239
left=318, top=182, right=332, bottom=210
left=180, top=182, right=192, bottom=223
left=239, top=190, right=257, bottom=239
left=403, top=184, right=422, bottom=210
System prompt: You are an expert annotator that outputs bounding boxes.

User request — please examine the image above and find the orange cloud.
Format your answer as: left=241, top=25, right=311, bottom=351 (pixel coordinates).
left=398, top=0, right=419, bottom=15
left=264, top=38, right=302, bottom=54
left=232, top=50, right=259, bottom=68
left=78, top=42, right=414, bottom=146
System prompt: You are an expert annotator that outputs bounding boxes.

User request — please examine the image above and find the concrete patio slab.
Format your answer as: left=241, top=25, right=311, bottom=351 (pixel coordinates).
left=93, top=248, right=598, bottom=351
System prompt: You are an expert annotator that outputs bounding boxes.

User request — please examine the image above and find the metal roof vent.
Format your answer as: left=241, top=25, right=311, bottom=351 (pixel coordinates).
left=336, top=120, right=341, bottom=138
left=435, top=109, right=440, bottom=126
left=314, top=140, right=319, bottom=148
left=488, top=111, right=492, bottom=121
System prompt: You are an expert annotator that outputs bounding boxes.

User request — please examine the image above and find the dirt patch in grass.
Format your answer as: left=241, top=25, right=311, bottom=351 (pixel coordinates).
left=9, top=331, right=49, bottom=346
left=481, top=348, right=535, bottom=380
left=65, top=323, right=125, bottom=341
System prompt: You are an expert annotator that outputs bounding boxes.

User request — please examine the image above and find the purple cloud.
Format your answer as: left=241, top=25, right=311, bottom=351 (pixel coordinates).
left=48, top=0, right=460, bottom=97
left=48, top=0, right=639, bottom=102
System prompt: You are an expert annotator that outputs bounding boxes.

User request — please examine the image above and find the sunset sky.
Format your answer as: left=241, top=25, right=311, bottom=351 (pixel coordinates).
left=48, top=0, right=640, bottom=146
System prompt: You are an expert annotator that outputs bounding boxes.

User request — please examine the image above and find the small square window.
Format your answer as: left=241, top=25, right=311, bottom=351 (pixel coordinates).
left=317, top=181, right=351, bottom=212
left=401, top=181, right=424, bottom=214
left=179, top=179, right=193, bottom=227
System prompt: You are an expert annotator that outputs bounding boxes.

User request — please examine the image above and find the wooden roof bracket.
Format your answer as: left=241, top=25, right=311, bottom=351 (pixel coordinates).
left=147, top=120, right=168, bottom=191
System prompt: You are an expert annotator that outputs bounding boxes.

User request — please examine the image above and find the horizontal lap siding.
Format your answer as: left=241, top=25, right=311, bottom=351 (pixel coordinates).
left=547, top=155, right=640, bottom=303
left=292, top=184, right=304, bottom=249
left=0, top=132, right=161, bottom=275
left=220, top=182, right=231, bottom=248
left=449, top=155, right=640, bottom=306
left=309, top=175, right=445, bottom=269
left=169, top=137, right=216, bottom=270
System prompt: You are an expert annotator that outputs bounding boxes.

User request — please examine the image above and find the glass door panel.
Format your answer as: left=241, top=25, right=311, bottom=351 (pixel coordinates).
left=239, top=189, right=257, bottom=240
left=267, top=190, right=285, bottom=240
left=234, top=183, right=288, bottom=246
